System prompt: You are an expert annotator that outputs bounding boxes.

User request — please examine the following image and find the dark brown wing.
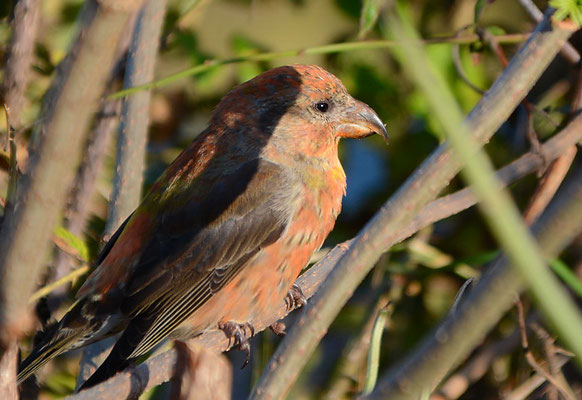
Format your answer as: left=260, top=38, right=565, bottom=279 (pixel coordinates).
left=80, top=158, right=300, bottom=389
left=120, top=158, right=299, bottom=358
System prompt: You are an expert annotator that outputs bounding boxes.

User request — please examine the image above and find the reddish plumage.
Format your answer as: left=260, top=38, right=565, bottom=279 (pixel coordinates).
left=18, top=65, right=387, bottom=389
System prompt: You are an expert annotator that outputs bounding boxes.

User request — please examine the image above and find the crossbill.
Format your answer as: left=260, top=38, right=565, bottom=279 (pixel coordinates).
left=18, top=64, right=388, bottom=389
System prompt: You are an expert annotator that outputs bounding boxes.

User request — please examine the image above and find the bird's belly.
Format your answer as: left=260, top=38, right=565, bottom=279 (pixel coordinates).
left=173, top=185, right=340, bottom=340
left=175, top=231, right=324, bottom=338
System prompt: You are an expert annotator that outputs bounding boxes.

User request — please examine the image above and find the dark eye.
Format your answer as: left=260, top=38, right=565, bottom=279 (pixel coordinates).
left=315, top=101, right=329, bottom=113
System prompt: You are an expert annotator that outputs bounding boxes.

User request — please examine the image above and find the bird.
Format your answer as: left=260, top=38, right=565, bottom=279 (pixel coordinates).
left=18, top=64, right=388, bottom=390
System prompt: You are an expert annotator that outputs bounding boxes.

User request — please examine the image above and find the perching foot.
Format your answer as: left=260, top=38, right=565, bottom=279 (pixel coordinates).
left=284, top=284, right=307, bottom=311
left=219, top=321, right=255, bottom=368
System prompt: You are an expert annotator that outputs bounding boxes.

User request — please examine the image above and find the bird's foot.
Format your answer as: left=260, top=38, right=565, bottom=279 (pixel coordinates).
left=218, top=321, right=254, bottom=368
left=270, top=285, right=307, bottom=337
left=269, top=321, right=287, bottom=337
left=284, top=284, right=307, bottom=311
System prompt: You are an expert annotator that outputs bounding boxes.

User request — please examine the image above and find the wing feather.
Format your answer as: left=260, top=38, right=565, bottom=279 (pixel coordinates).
left=113, top=159, right=298, bottom=358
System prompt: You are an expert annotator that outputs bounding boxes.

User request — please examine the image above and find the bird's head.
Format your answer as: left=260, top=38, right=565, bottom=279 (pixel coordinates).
left=211, top=65, right=387, bottom=160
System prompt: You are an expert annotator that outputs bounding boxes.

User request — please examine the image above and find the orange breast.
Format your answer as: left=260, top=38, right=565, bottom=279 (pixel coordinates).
left=181, top=178, right=344, bottom=334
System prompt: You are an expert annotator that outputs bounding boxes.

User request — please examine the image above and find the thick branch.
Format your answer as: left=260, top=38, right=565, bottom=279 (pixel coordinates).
left=51, top=23, right=135, bottom=297
left=517, top=0, right=580, bottom=64
left=0, top=0, right=144, bottom=344
left=104, top=0, right=167, bottom=238
left=366, top=165, right=582, bottom=400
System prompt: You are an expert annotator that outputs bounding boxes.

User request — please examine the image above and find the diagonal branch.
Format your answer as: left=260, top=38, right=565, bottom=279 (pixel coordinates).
left=366, top=163, right=582, bottom=400
left=0, top=0, right=40, bottom=130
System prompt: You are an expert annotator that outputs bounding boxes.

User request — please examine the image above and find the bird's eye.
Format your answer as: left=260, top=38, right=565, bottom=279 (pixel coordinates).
left=315, top=101, right=329, bottom=113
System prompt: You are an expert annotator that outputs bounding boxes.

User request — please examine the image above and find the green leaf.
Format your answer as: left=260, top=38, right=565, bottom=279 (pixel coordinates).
left=53, top=226, right=90, bottom=262
left=550, top=0, right=582, bottom=26
left=362, top=302, right=394, bottom=395
left=550, top=259, right=582, bottom=298
left=359, top=0, right=384, bottom=39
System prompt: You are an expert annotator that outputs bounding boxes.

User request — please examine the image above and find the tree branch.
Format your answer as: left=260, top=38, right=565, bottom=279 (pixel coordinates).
left=0, top=0, right=40, bottom=129
left=517, top=0, right=580, bottom=64
left=76, top=0, right=167, bottom=385
left=366, top=165, right=582, bottom=399
left=103, top=0, right=167, bottom=238
left=0, top=0, right=144, bottom=346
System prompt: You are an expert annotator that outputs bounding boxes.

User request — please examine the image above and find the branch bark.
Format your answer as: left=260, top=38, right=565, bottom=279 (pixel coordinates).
left=50, top=25, right=135, bottom=306
left=0, top=0, right=144, bottom=343
left=366, top=164, right=582, bottom=399
left=77, top=0, right=167, bottom=386
left=0, top=343, right=17, bottom=399
left=0, top=0, right=40, bottom=129
left=517, top=0, right=580, bottom=64
left=103, top=0, right=167, bottom=238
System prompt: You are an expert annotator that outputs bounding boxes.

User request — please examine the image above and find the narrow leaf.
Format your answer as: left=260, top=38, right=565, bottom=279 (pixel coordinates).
left=359, top=0, right=384, bottom=39
left=362, top=302, right=394, bottom=395
left=53, top=226, right=90, bottom=262
left=550, top=259, right=582, bottom=298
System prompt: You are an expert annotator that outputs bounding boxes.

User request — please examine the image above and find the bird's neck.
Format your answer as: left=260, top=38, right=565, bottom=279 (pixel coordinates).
left=262, top=136, right=346, bottom=221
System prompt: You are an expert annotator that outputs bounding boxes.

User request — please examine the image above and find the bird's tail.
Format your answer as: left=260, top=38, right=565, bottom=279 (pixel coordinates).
left=76, top=312, right=155, bottom=390
left=17, top=298, right=105, bottom=384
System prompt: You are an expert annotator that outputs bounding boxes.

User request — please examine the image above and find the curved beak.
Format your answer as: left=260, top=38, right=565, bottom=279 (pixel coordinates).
left=336, top=99, right=388, bottom=144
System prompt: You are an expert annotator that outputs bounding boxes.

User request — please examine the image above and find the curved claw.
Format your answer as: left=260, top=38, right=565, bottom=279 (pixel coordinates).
left=218, top=321, right=255, bottom=368
left=285, top=284, right=307, bottom=311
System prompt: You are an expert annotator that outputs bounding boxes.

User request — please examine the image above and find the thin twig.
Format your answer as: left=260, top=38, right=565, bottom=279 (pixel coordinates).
left=432, top=313, right=540, bottom=400
left=109, top=33, right=531, bottom=100
left=531, top=323, right=576, bottom=400
left=515, top=300, right=576, bottom=400
left=523, top=146, right=577, bottom=224
left=504, top=353, right=571, bottom=400
left=77, top=0, right=167, bottom=386
left=451, top=25, right=485, bottom=95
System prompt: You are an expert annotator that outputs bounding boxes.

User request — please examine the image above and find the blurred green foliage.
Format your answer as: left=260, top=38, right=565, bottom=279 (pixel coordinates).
left=2, top=0, right=582, bottom=398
